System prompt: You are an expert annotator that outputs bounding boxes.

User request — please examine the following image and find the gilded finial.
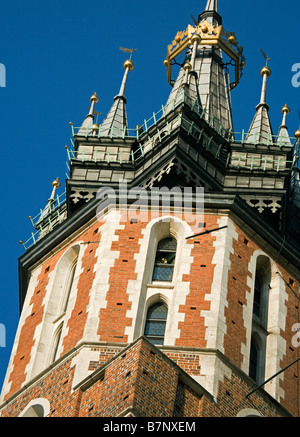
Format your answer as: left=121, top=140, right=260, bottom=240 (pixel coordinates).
left=52, top=177, right=60, bottom=189
left=123, top=59, right=134, bottom=71
left=183, top=60, right=192, bottom=71
left=282, top=104, right=290, bottom=115
left=228, top=35, right=236, bottom=45
left=280, top=104, right=290, bottom=128
left=294, top=130, right=300, bottom=139
left=92, top=124, right=99, bottom=135
left=87, top=92, right=99, bottom=117
left=90, top=92, right=99, bottom=103
left=260, top=66, right=272, bottom=78
left=118, top=56, right=135, bottom=97
left=191, top=33, right=202, bottom=44
left=259, top=61, right=272, bottom=106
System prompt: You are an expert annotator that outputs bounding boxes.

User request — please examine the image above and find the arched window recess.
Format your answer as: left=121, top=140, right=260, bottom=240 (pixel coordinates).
left=144, top=302, right=168, bottom=346
left=152, top=237, right=177, bottom=282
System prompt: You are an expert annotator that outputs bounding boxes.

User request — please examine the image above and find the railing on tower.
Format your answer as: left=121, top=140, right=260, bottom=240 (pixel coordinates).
left=20, top=90, right=296, bottom=251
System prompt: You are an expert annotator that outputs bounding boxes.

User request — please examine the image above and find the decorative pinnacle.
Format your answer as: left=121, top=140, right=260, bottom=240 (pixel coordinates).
left=260, top=66, right=272, bottom=78
left=49, top=177, right=60, bottom=201
left=281, top=104, right=290, bottom=114
left=90, top=92, right=99, bottom=103
left=123, top=59, right=134, bottom=71
left=88, top=92, right=99, bottom=116
left=52, top=177, right=60, bottom=188
left=294, top=130, right=300, bottom=139
left=281, top=104, right=290, bottom=127
left=118, top=59, right=134, bottom=97
left=259, top=66, right=272, bottom=106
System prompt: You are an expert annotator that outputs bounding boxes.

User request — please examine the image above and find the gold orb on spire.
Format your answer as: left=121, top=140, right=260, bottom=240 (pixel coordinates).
left=191, top=33, right=201, bottom=44
left=200, top=24, right=209, bottom=34
left=294, top=130, right=300, bottom=139
left=260, top=66, right=272, bottom=77
left=281, top=104, right=290, bottom=114
left=52, top=177, right=60, bottom=189
left=228, top=35, right=236, bottom=44
left=183, top=60, right=192, bottom=71
left=92, top=123, right=99, bottom=134
left=90, top=92, right=99, bottom=103
left=123, top=59, right=134, bottom=71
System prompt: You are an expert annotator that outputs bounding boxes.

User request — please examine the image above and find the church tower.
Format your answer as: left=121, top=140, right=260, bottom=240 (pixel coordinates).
left=1, top=1, right=300, bottom=417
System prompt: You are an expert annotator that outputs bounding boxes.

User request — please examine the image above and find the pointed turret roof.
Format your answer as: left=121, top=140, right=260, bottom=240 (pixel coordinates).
left=77, top=92, right=99, bottom=136
left=164, top=1, right=235, bottom=135
left=99, top=59, right=134, bottom=138
left=276, top=104, right=292, bottom=147
left=36, top=178, right=60, bottom=226
left=246, top=66, right=274, bottom=144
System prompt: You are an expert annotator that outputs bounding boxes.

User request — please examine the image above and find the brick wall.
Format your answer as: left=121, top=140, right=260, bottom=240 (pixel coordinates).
left=0, top=338, right=292, bottom=417
left=1, top=210, right=299, bottom=415
left=176, top=215, right=218, bottom=348
left=97, top=212, right=144, bottom=343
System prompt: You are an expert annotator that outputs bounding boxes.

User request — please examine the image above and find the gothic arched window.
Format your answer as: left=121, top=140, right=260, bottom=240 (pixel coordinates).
left=19, top=398, right=50, bottom=417
left=144, top=302, right=168, bottom=345
left=61, top=258, right=77, bottom=313
left=249, top=255, right=271, bottom=384
left=50, top=323, right=63, bottom=364
left=152, top=237, right=177, bottom=282
left=253, top=272, right=262, bottom=318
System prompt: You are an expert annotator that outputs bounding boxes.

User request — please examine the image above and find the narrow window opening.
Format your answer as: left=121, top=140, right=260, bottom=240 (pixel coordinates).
left=152, top=237, right=177, bottom=282
left=249, top=339, right=258, bottom=382
left=144, top=302, right=168, bottom=346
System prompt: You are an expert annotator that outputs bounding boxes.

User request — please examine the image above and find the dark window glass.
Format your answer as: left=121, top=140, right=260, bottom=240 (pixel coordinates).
left=253, top=273, right=262, bottom=317
left=152, top=237, right=177, bottom=282
left=144, top=302, right=168, bottom=345
left=249, top=340, right=258, bottom=382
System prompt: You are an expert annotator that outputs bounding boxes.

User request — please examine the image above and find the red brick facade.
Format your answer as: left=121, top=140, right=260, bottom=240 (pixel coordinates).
left=1, top=211, right=299, bottom=417
left=0, top=338, right=291, bottom=417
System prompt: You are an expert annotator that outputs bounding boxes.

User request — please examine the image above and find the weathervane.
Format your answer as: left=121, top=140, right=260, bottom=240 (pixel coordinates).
left=119, top=47, right=137, bottom=60
left=260, top=48, right=270, bottom=67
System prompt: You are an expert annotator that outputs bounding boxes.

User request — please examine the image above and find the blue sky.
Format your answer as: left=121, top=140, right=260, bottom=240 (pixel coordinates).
left=0, top=0, right=300, bottom=392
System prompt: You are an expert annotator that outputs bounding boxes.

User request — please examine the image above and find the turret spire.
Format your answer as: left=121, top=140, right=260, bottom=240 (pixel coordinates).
left=246, top=65, right=274, bottom=144
left=77, top=92, right=99, bottom=136
left=35, top=178, right=61, bottom=226
left=99, top=59, right=134, bottom=137
left=276, top=104, right=292, bottom=147
left=205, top=0, right=218, bottom=11
left=164, top=1, right=244, bottom=136
left=259, top=66, right=271, bottom=106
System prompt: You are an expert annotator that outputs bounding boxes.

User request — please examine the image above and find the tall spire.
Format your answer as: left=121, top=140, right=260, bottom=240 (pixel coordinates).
left=205, top=0, right=218, bottom=11
left=36, top=178, right=61, bottom=225
left=77, top=92, right=99, bottom=136
left=164, top=1, right=243, bottom=135
left=99, top=59, right=134, bottom=138
left=245, top=66, right=274, bottom=144
left=199, top=0, right=221, bottom=25
left=276, top=104, right=292, bottom=147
